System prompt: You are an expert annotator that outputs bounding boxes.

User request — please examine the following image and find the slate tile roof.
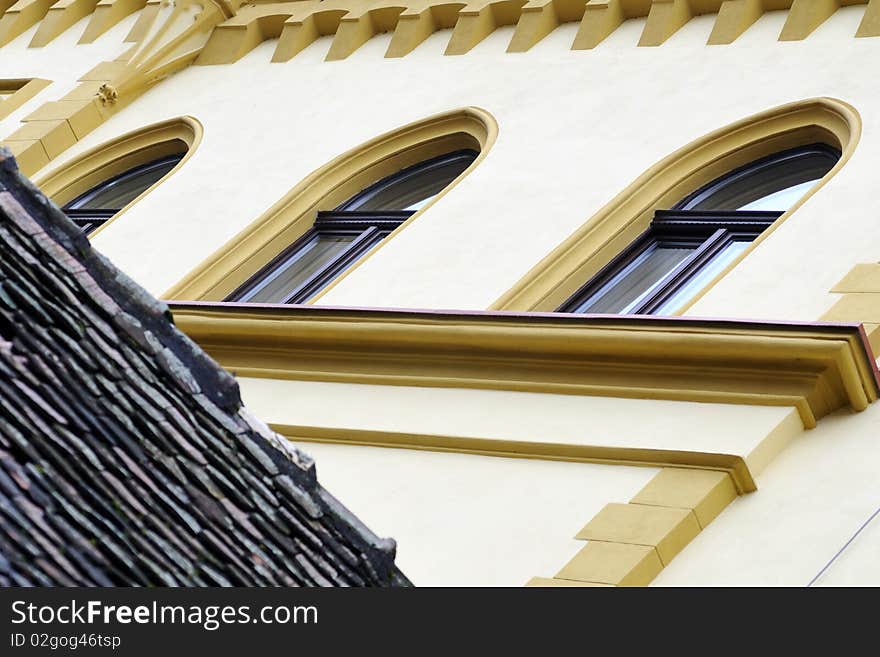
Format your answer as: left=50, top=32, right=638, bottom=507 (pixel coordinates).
left=0, top=149, right=410, bottom=587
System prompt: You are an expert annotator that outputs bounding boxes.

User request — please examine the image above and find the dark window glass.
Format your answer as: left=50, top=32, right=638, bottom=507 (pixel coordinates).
left=560, top=144, right=839, bottom=316
left=230, top=149, right=477, bottom=305
left=63, top=154, right=184, bottom=234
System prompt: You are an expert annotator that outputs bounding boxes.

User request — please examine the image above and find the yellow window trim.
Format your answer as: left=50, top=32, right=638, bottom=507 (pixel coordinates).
left=163, top=106, right=498, bottom=301
left=491, top=97, right=861, bottom=314
left=0, top=78, right=51, bottom=121
left=35, top=115, right=203, bottom=237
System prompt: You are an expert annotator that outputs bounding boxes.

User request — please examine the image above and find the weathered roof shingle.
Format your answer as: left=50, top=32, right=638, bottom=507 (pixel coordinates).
left=0, top=148, right=410, bottom=587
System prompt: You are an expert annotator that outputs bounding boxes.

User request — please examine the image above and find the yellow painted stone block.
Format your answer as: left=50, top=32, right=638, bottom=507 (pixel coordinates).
left=556, top=541, right=662, bottom=586
left=60, top=81, right=106, bottom=102
left=24, top=99, right=105, bottom=140
left=78, top=60, right=129, bottom=82
left=2, top=139, right=49, bottom=176
left=821, top=293, right=880, bottom=324
left=630, top=468, right=736, bottom=529
left=575, top=502, right=700, bottom=565
left=5, top=119, right=76, bottom=159
left=525, top=576, right=611, bottom=587
left=831, top=264, right=880, bottom=294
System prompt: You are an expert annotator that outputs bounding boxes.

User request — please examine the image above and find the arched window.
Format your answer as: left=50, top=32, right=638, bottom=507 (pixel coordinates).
left=228, top=150, right=477, bottom=304
left=63, top=154, right=184, bottom=234
left=559, top=144, right=840, bottom=316
left=37, top=117, right=201, bottom=237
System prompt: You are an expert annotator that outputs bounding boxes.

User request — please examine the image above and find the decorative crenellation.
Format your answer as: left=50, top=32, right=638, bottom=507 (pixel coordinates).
left=193, top=0, right=880, bottom=65
left=0, top=0, right=877, bottom=62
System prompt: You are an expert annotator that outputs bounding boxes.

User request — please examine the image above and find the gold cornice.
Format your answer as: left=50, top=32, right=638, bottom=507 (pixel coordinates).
left=170, top=303, right=879, bottom=429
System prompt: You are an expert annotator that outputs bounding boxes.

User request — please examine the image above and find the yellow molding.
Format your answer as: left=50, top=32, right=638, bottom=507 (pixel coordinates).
left=169, top=304, right=879, bottom=430
left=0, top=78, right=50, bottom=121
left=491, top=97, right=861, bottom=314
left=35, top=115, right=202, bottom=232
left=779, top=0, right=838, bottom=41
left=272, top=422, right=759, bottom=492
left=707, top=0, right=762, bottom=45
left=530, top=466, right=740, bottom=586
left=164, top=106, right=497, bottom=301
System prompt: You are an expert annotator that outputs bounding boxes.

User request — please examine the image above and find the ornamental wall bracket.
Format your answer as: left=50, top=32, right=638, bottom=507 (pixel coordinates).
left=96, top=83, right=119, bottom=106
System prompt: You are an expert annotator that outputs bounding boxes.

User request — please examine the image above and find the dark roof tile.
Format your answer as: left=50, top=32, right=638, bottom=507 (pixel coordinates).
left=0, top=148, right=409, bottom=586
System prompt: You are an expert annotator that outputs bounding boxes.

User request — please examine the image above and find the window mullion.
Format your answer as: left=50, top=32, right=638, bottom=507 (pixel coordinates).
left=632, top=228, right=732, bottom=315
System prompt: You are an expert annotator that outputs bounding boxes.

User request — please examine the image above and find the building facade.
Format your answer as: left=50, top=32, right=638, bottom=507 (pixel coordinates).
left=1, top=0, right=879, bottom=586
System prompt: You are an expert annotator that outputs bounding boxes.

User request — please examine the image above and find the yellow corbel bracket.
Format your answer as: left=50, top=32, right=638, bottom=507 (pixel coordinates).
left=326, top=6, right=404, bottom=61
left=508, top=0, right=585, bottom=52
left=29, top=0, right=99, bottom=47
left=445, top=0, right=526, bottom=55
left=639, top=0, right=692, bottom=47
left=0, top=0, right=55, bottom=47
left=124, top=0, right=162, bottom=43
left=386, top=8, right=438, bottom=57
left=572, top=0, right=624, bottom=49
left=779, top=0, right=839, bottom=41
left=79, top=0, right=147, bottom=44
left=856, top=0, right=880, bottom=36
left=707, top=0, right=762, bottom=44
left=272, top=10, right=347, bottom=63
left=386, top=4, right=466, bottom=58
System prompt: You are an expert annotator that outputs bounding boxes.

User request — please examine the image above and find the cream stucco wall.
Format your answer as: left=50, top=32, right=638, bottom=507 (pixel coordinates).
left=238, top=377, right=801, bottom=476
left=303, top=442, right=657, bottom=586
